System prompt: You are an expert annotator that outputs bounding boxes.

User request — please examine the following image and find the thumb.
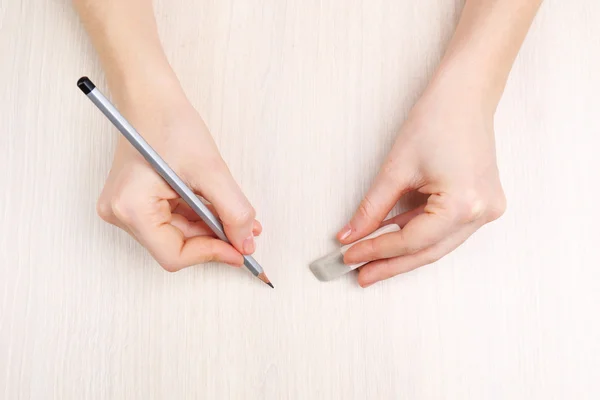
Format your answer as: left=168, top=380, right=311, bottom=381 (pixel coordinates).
left=338, top=159, right=414, bottom=244
left=189, top=159, right=257, bottom=255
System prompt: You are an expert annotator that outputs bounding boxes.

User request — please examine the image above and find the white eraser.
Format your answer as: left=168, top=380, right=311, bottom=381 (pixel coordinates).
left=309, top=224, right=400, bottom=282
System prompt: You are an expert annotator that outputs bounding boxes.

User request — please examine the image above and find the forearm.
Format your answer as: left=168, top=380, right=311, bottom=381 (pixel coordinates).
left=424, top=0, right=543, bottom=115
left=73, top=0, right=184, bottom=107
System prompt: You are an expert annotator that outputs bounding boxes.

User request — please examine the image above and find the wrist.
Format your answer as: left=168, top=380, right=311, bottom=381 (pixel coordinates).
left=108, top=63, right=186, bottom=107
left=108, top=67, right=192, bottom=138
left=417, top=56, right=501, bottom=121
left=109, top=73, right=192, bottom=149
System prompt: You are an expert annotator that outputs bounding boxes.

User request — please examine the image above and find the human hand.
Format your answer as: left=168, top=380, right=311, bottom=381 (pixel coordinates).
left=337, top=83, right=506, bottom=288
left=96, top=82, right=261, bottom=272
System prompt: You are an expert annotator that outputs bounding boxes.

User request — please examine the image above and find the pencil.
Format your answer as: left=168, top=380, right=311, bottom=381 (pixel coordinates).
left=77, top=77, right=273, bottom=288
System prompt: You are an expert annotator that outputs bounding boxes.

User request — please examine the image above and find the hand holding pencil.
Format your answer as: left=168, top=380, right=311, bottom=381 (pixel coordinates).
left=73, top=0, right=273, bottom=286
left=81, top=78, right=269, bottom=283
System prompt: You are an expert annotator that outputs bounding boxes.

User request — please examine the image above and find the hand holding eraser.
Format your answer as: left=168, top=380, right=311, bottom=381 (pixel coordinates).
left=310, top=224, right=401, bottom=282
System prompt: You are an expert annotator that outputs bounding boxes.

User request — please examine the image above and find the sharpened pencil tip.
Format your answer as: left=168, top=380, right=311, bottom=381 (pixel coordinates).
left=257, top=272, right=273, bottom=288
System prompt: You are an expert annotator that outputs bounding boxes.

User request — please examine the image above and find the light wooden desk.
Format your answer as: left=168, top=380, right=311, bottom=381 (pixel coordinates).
left=1, top=0, right=599, bottom=398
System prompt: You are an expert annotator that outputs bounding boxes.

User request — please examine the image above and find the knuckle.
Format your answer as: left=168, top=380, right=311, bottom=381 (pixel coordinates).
left=402, top=242, right=420, bottom=255
left=453, top=191, right=487, bottom=223
left=358, top=197, right=377, bottom=222
left=486, top=194, right=507, bottom=222
left=200, top=242, right=219, bottom=262
left=367, top=239, right=382, bottom=258
left=451, top=188, right=507, bottom=224
left=396, top=231, right=419, bottom=255
left=229, top=206, right=256, bottom=226
left=110, top=195, right=135, bottom=225
left=96, top=199, right=113, bottom=222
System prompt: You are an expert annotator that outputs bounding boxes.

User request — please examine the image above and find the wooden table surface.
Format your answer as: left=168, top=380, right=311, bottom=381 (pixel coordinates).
left=1, top=0, right=599, bottom=398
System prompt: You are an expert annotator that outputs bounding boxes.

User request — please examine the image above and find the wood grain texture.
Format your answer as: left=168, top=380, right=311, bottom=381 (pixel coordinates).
left=1, top=0, right=599, bottom=398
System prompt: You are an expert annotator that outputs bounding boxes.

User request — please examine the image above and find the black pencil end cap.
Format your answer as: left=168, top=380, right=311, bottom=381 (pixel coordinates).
left=77, top=76, right=95, bottom=95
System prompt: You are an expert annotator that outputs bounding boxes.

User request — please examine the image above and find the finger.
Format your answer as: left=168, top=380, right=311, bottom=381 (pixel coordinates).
left=97, top=199, right=142, bottom=240
left=170, top=213, right=216, bottom=238
left=114, top=197, right=244, bottom=270
left=140, top=224, right=244, bottom=270
left=382, top=205, right=426, bottom=228
left=344, top=193, right=457, bottom=264
left=337, top=158, right=416, bottom=244
left=357, top=223, right=478, bottom=287
left=253, top=219, right=263, bottom=236
left=187, top=159, right=257, bottom=255
left=170, top=199, right=263, bottom=237
left=170, top=198, right=214, bottom=222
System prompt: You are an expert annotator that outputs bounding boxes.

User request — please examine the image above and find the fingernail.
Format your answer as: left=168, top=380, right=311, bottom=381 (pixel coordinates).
left=243, top=235, right=255, bottom=254
left=338, top=224, right=352, bottom=241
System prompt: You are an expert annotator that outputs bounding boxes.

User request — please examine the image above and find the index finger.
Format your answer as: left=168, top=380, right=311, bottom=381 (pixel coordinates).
left=343, top=194, right=458, bottom=264
left=357, top=223, right=479, bottom=287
